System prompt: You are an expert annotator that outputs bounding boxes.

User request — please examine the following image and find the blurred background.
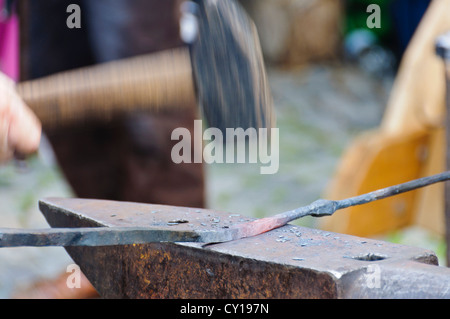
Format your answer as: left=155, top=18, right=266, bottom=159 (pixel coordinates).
left=0, top=0, right=447, bottom=298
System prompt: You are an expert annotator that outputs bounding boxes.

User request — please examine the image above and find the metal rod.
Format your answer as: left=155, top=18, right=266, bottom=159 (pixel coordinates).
left=231, top=171, right=450, bottom=240
left=0, top=227, right=205, bottom=247
left=296, top=171, right=450, bottom=220
left=436, top=31, right=450, bottom=266
left=335, top=171, right=450, bottom=210
left=6, top=171, right=450, bottom=247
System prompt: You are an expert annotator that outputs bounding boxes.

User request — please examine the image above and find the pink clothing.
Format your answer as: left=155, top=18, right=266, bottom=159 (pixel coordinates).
left=0, top=0, right=19, bottom=81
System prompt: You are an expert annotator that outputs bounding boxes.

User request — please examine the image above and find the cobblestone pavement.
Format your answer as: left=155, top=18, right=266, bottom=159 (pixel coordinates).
left=0, top=63, right=445, bottom=298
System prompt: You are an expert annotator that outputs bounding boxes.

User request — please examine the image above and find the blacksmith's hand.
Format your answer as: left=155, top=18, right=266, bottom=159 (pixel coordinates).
left=0, top=71, right=41, bottom=161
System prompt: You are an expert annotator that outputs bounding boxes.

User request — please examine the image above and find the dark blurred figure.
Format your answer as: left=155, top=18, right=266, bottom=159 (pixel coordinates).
left=343, top=0, right=431, bottom=77
left=389, top=0, right=431, bottom=58
left=23, top=0, right=204, bottom=208
left=13, top=0, right=204, bottom=298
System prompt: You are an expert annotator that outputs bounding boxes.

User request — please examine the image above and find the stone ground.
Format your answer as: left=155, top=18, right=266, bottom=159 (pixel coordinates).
left=0, top=62, right=446, bottom=298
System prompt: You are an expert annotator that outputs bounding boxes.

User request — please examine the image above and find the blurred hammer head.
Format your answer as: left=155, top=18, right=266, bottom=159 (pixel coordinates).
left=184, top=0, right=274, bottom=132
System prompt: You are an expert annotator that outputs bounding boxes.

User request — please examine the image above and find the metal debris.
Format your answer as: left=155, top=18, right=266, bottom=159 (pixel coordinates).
left=167, top=219, right=190, bottom=226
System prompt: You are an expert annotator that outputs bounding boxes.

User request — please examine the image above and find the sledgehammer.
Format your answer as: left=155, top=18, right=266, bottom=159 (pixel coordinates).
left=15, top=0, right=274, bottom=132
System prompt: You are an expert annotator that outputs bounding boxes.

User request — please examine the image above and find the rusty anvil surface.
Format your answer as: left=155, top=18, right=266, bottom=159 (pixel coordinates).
left=40, top=198, right=450, bottom=299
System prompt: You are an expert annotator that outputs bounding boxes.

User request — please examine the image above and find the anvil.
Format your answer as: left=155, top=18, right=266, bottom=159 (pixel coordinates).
left=3, top=172, right=450, bottom=298
left=34, top=197, right=450, bottom=298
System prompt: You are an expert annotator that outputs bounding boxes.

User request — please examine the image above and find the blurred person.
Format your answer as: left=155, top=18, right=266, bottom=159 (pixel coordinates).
left=2, top=0, right=204, bottom=298
left=0, top=0, right=40, bottom=161
left=26, top=0, right=204, bottom=208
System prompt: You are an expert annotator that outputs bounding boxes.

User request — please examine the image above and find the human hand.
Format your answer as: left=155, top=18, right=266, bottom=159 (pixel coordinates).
left=0, top=72, right=41, bottom=161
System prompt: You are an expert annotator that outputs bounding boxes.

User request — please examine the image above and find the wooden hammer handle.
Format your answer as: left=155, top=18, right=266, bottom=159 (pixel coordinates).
left=16, top=47, right=196, bottom=127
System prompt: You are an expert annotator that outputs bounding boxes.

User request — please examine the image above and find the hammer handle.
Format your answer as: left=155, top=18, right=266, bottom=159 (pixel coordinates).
left=16, top=47, right=196, bottom=127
